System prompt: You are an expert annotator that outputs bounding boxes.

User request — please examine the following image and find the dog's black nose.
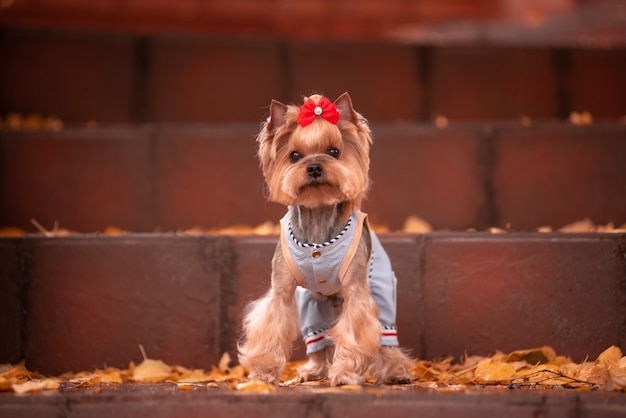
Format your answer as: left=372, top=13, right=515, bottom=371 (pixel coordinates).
left=307, top=163, right=323, bottom=178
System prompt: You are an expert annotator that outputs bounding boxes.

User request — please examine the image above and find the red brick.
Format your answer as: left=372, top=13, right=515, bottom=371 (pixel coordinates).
left=327, top=392, right=575, bottom=418
left=431, top=47, right=558, bottom=120
left=494, top=124, right=626, bottom=230
left=0, top=0, right=500, bottom=39
left=148, top=37, right=282, bottom=122
left=226, top=235, right=280, bottom=358
left=0, top=28, right=135, bottom=123
left=0, top=239, right=22, bottom=364
left=567, top=49, right=626, bottom=119
left=4, top=385, right=626, bottom=418
left=377, top=234, right=423, bottom=356
left=0, top=129, right=154, bottom=232
left=5, top=231, right=626, bottom=373
left=3, top=123, right=625, bottom=234
left=366, top=125, right=486, bottom=230
left=288, top=43, right=423, bottom=122
left=153, top=126, right=284, bottom=230
left=25, top=235, right=223, bottom=374
left=421, top=233, right=626, bottom=362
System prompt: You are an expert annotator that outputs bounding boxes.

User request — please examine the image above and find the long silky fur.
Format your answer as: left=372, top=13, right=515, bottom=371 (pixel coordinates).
left=239, top=93, right=414, bottom=386
left=238, top=247, right=299, bottom=383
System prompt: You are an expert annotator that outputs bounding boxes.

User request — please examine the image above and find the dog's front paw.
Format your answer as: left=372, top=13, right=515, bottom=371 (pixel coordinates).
left=329, top=370, right=364, bottom=387
left=246, top=368, right=281, bottom=385
left=297, top=361, right=327, bottom=382
left=368, top=346, right=415, bottom=385
left=297, top=346, right=332, bottom=382
left=379, top=373, right=413, bottom=385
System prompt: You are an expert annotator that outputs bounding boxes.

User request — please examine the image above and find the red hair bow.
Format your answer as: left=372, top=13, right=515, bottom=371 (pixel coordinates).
left=297, top=96, right=340, bottom=127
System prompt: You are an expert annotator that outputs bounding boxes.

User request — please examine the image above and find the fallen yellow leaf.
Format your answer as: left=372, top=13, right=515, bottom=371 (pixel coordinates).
left=94, top=368, right=123, bottom=384
left=132, top=359, right=171, bottom=383
left=474, top=359, right=515, bottom=383
left=132, top=345, right=171, bottom=383
left=0, top=377, right=13, bottom=391
left=236, top=380, right=276, bottom=394
left=608, top=365, right=626, bottom=388
left=218, top=352, right=231, bottom=372
left=12, top=379, right=59, bottom=394
left=577, top=363, right=611, bottom=387
left=504, top=346, right=556, bottom=365
left=402, top=215, right=433, bottom=233
left=73, top=376, right=102, bottom=388
left=596, top=346, right=623, bottom=368
left=177, top=369, right=214, bottom=383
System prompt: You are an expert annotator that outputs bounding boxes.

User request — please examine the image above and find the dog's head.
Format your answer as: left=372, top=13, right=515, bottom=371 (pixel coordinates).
left=257, top=92, right=373, bottom=209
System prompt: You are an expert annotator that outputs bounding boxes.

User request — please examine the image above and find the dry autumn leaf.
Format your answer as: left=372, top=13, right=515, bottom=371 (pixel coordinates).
left=6, top=215, right=625, bottom=236
left=569, top=111, right=593, bottom=125
left=1, top=112, right=63, bottom=131
left=132, top=359, right=171, bottom=383
left=608, top=365, right=626, bottom=388
left=236, top=380, right=276, bottom=394
left=12, top=379, right=60, bottom=394
left=73, top=376, right=102, bottom=388
left=132, top=345, right=172, bottom=383
left=596, top=345, right=623, bottom=368
left=474, top=359, right=516, bottom=382
left=176, top=369, right=215, bottom=384
left=218, top=352, right=231, bottom=371
left=434, top=115, right=449, bottom=128
left=578, top=362, right=611, bottom=387
left=103, top=226, right=129, bottom=236
left=0, top=227, right=26, bottom=237
left=95, top=368, right=124, bottom=384
left=0, top=377, right=13, bottom=391
left=503, top=346, right=556, bottom=364
left=1, top=346, right=624, bottom=394
left=516, top=364, right=574, bottom=386
left=31, top=219, right=74, bottom=237
left=402, top=215, right=433, bottom=233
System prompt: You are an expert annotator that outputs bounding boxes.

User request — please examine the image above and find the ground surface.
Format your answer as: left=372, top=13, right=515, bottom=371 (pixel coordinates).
left=2, top=382, right=626, bottom=418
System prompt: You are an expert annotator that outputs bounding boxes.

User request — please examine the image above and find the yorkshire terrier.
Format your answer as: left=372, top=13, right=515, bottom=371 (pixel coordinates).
left=238, top=92, right=414, bottom=386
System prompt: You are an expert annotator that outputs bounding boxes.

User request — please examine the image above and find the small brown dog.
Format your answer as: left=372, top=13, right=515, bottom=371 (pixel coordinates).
left=238, top=93, right=413, bottom=386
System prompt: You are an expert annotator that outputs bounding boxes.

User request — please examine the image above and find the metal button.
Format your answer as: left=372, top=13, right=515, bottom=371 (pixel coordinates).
left=318, top=279, right=327, bottom=284
left=312, top=249, right=322, bottom=258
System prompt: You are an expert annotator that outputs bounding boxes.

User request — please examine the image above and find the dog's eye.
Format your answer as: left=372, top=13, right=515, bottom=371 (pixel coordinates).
left=289, top=151, right=302, bottom=163
left=327, top=148, right=340, bottom=159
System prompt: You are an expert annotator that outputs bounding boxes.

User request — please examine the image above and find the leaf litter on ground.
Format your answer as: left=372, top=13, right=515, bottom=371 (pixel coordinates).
left=1, top=345, right=625, bottom=395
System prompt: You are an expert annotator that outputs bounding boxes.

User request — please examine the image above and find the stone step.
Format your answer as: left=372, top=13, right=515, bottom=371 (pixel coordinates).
left=2, top=122, right=625, bottom=233
left=1, top=384, right=626, bottom=418
left=1, top=26, right=625, bottom=125
left=1, top=232, right=624, bottom=375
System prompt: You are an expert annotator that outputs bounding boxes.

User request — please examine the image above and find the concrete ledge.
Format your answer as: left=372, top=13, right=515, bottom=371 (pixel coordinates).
left=0, top=232, right=624, bottom=374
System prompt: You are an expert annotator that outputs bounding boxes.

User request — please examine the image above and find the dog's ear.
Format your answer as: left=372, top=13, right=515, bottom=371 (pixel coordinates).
left=267, top=99, right=288, bottom=135
left=334, top=92, right=357, bottom=123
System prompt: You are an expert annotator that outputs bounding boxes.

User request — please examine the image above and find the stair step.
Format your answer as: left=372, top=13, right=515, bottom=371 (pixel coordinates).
left=2, top=232, right=624, bottom=375
left=2, top=122, right=625, bottom=233
left=1, top=0, right=624, bottom=46
left=1, top=384, right=625, bottom=418
left=2, top=27, right=625, bottom=125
